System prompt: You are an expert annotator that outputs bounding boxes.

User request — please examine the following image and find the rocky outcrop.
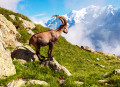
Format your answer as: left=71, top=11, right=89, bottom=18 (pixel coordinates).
left=11, top=46, right=39, bottom=62
left=100, top=52, right=117, bottom=58
left=41, top=58, right=72, bottom=76
left=59, top=80, right=65, bottom=86
left=98, top=79, right=108, bottom=83
left=9, top=15, right=15, bottom=20
left=81, top=46, right=117, bottom=57
left=0, top=14, right=20, bottom=46
left=9, top=14, right=35, bottom=30
left=59, top=80, right=84, bottom=86
left=7, top=79, right=26, bottom=87
left=7, top=79, right=48, bottom=87
left=0, top=34, right=16, bottom=77
left=19, top=17, right=35, bottom=30
left=74, top=81, right=84, bottom=85
left=27, top=80, right=48, bottom=86
left=28, top=30, right=34, bottom=35
left=81, top=46, right=97, bottom=54
left=0, top=49, right=16, bottom=78
left=113, top=69, right=120, bottom=74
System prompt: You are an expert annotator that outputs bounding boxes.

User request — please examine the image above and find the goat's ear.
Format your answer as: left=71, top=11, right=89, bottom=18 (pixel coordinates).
left=63, top=26, right=67, bottom=29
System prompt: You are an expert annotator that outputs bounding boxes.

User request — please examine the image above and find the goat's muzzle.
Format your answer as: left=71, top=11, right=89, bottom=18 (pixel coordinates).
left=63, top=29, right=68, bottom=34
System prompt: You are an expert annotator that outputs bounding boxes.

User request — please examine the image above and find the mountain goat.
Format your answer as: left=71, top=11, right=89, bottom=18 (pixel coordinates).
left=29, top=15, right=68, bottom=62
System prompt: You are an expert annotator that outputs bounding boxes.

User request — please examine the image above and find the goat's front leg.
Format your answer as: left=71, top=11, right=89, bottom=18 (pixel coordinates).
left=48, top=43, right=53, bottom=59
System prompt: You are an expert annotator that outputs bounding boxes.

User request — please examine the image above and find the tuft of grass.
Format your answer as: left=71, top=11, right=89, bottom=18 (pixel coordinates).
left=17, top=28, right=32, bottom=43
left=0, top=75, right=18, bottom=86
left=32, top=24, right=51, bottom=33
left=6, top=46, right=15, bottom=51
left=107, top=74, right=120, bottom=87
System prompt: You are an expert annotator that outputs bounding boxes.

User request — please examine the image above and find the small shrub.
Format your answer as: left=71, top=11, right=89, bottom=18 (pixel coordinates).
left=13, top=16, right=24, bottom=29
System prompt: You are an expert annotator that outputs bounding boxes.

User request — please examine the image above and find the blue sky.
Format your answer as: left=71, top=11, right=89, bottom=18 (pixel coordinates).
left=16, top=0, right=120, bottom=18
left=0, top=0, right=120, bottom=23
left=17, top=0, right=66, bottom=17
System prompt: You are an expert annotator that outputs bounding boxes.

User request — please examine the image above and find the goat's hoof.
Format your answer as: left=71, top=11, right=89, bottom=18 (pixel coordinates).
left=41, top=56, right=45, bottom=59
left=39, top=59, right=43, bottom=62
left=40, top=58, right=46, bottom=62
left=50, top=58, right=53, bottom=61
left=48, top=57, right=53, bottom=61
left=48, top=56, right=53, bottom=58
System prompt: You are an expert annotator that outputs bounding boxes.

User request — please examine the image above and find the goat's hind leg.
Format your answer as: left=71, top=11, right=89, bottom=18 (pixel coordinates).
left=36, top=46, right=45, bottom=62
left=36, top=49, right=43, bottom=62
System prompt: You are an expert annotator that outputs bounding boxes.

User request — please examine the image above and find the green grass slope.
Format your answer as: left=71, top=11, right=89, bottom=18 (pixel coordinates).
left=0, top=7, right=120, bottom=87
left=0, top=7, right=31, bottom=21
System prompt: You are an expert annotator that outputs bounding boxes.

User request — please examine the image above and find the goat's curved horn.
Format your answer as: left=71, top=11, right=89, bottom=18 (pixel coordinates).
left=52, top=15, right=59, bottom=17
left=52, top=15, right=67, bottom=26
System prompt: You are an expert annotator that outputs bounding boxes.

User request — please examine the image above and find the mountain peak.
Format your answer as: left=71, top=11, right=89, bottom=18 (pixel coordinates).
left=107, top=5, right=114, bottom=9
left=105, top=5, right=117, bottom=15
left=46, top=5, right=118, bottom=28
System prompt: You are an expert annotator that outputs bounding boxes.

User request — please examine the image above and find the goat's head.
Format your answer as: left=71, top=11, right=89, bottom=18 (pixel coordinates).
left=52, top=15, right=68, bottom=34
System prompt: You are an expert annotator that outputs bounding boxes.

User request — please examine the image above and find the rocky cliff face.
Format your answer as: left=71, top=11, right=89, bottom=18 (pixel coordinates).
left=0, top=14, right=18, bottom=78
left=0, top=12, right=37, bottom=78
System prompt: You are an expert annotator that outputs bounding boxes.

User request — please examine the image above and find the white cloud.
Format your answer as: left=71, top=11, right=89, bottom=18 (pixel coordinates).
left=99, top=41, right=120, bottom=56
left=31, top=18, right=46, bottom=27
left=30, top=14, right=49, bottom=27
left=63, top=23, right=94, bottom=48
left=64, top=20, right=120, bottom=56
left=0, top=0, right=22, bottom=11
left=34, top=14, right=46, bottom=17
